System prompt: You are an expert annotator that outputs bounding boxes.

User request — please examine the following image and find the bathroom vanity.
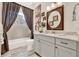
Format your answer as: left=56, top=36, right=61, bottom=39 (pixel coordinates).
left=34, top=33, right=79, bottom=57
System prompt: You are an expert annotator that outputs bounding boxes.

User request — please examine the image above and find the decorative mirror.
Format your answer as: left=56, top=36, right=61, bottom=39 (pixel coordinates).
left=47, top=5, right=64, bottom=30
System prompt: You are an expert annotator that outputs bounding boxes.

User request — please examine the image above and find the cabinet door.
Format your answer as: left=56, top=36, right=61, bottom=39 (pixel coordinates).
left=34, top=40, right=41, bottom=55
left=55, top=45, right=76, bottom=57
left=41, top=40, right=54, bottom=57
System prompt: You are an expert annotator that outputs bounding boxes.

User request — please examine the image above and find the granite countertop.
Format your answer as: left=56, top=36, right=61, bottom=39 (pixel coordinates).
left=34, top=33, right=79, bottom=42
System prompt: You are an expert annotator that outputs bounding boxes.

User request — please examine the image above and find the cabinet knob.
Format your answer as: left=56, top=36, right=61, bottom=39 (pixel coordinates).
left=60, top=42, right=68, bottom=45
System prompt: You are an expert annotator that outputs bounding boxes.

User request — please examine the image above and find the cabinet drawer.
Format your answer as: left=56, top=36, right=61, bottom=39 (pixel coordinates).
left=40, top=35, right=55, bottom=44
left=34, top=34, right=55, bottom=44
left=56, top=38, right=76, bottom=50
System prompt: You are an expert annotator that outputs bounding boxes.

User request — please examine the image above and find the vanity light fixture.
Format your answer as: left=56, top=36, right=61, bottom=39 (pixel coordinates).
left=51, top=3, right=55, bottom=8
left=47, top=6, right=50, bottom=11
left=57, top=2, right=63, bottom=6
left=47, top=2, right=63, bottom=11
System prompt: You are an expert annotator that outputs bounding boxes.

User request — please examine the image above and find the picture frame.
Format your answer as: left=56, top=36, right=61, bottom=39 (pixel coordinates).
left=47, top=5, right=64, bottom=30
left=35, top=4, right=41, bottom=31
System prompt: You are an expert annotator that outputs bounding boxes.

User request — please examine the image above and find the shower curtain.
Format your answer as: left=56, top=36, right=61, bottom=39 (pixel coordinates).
left=2, top=2, right=34, bottom=54
left=22, top=7, right=34, bottom=39
left=2, top=2, right=20, bottom=54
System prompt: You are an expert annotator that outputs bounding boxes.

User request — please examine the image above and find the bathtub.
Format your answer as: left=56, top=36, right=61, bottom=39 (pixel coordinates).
left=2, top=38, right=34, bottom=57
left=9, top=37, right=34, bottom=51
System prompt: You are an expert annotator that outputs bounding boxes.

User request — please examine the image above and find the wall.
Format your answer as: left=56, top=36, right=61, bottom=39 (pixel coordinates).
left=34, top=2, right=79, bottom=33
left=64, top=2, right=79, bottom=32
left=1, top=2, right=79, bottom=40
left=0, top=2, right=2, bottom=56
left=0, top=3, right=2, bottom=23
left=7, top=7, right=31, bottom=40
left=33, top=2, right=52, bottom=32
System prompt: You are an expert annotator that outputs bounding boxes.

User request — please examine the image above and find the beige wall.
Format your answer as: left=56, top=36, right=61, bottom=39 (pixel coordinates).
left=0, top=2, right=2, bottom=56
left=64, top=2, right=79, bottom=32
left=0, top=3, right=2, bottom=23
left=34, top=2, right=79, bottom=33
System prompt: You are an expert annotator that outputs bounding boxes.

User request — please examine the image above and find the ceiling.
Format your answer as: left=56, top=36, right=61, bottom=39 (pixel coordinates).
left=16, top=2, right=39, bottom=10
left=16, top=2, right=53, bottom=10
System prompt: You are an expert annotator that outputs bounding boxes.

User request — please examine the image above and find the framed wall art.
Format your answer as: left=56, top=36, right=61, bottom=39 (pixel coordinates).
left=47, top=5, right=64, bottom=30
left=35, top=4, right=41, bottom=32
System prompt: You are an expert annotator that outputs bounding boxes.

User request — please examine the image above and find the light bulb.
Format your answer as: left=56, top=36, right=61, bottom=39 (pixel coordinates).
left=57, top=2, right=63, bottom=6
left=51, top=3, right=55, bottom=8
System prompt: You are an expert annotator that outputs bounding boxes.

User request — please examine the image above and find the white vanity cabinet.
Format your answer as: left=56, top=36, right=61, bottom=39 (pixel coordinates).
left=34, top=34, right=79, bottom=57
left=55, top=38, right=77, bottom=57
left=55, top=45, right=76, bottom=57
left=34, top=40, right=41, bottom=55
left=41, top=40, right=54, bottom=57
left=34, top=34, right=55, bottom=57
left=34, top=35, right=41, bottom=55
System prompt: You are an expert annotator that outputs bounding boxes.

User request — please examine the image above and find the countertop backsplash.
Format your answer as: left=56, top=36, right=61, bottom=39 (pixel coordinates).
left=43, top=30, right=79, bottom=36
